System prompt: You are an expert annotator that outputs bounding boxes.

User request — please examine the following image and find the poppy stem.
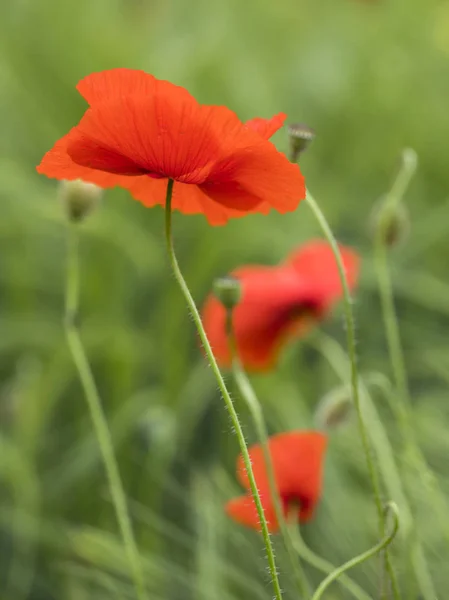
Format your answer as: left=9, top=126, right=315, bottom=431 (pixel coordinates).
left=285, top=506, right=372, bottom=600
left=373, top=149, right=443, bottom=598
left=313, top=332, right=438, bottom=600
left=64, top=223, right=147, bottom=600
left=163, top=179, right=284, bottom=600
left=310, top=502, right=400, bottom=600
left=225, top=311, right=311, bottom=599
left=304, top=190, right=400, bottom=600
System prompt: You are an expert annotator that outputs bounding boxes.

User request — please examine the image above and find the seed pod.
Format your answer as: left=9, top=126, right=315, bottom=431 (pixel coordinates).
left=288, top=123, right=316, bottom=162
left=213, top=276, right=242, bottom=310
left=59, top=179, right=102, bottom=222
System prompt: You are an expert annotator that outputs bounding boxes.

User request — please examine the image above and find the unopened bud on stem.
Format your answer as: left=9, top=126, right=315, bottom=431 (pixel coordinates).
left=213, top=276, right=242, bottom=311
left=288, top=123, right=315, bottom=162
left=315, top=386, right=353, bottom=430
left=370, top=196, right=410, bottom=248
left=400, top=148, right=418, bottom=173
left=59, top=179, right=102, bottom=222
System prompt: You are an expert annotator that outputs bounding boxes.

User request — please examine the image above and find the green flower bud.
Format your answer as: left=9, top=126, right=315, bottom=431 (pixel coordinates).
left=369, top=196, right=410, bottom=247
left=213, top=276, right=242, bottom=310
left=315, top=386, right=353, bottom=431
left=288, top=123, right=315, bottom=162
left=59, top=179, right=102, bottom=222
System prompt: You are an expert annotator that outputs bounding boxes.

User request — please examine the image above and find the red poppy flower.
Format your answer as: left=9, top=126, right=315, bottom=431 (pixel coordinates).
left=36, top=69, right=305, bottom=225
left=226, top=431, right=327, bottom=532
left=201, top=240, right=360, bottom=370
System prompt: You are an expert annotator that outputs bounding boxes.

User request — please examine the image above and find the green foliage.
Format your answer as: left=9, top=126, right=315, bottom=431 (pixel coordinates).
left=1, top=0, right=449, bottom=597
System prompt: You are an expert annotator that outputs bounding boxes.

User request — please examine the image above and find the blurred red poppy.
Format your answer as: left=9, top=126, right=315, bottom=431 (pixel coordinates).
left=202, top=240, right=360, bottom=370
left=226, top=431, right=327, bottom=532
left=37, top=69, right=305, bottom=225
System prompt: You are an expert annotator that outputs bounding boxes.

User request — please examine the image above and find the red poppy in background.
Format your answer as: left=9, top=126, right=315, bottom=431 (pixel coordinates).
left=226, top=431, right=327, bottom=532
left=202, top=240, right=359, bottom=370
left=36, top=69, right=305, bottom=225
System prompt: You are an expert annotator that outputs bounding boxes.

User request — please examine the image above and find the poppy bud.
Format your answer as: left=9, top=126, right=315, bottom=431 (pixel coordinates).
left=315, top=386, right=353, bottom=431
left=369, top=196, right=410, bottom=248
left=59, top=179, right=102, bottom=222
left=288, top=123, right=315, bottom=162
left=213, top=276, right=242, bottom=311
left=400, top=147, right=418, bottom=173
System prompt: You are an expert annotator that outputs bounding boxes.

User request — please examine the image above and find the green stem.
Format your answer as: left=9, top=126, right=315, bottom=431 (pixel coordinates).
left=374, top=149, right=416, bottom=427
left=314, top=332, right=436, bottom=600
left=305, top=190, right=400, bottom=600
left=225, top=311, right=311, bottom=599
left=382, top=149, right=417, bottom=215
left=64, top=224, right=147, bottom=600
left=226, top=305, right=376, bottom=600
left=373, top=150, right=445, bottom=599
left=287, top=513, right=371, bottom=600
left=163, top=179, right=283, bottom=600
left=374, top=151, right=449, bottom=545
left=316, top=334, right=413, bottom=528
left=311, top=503, right=400, bottom=600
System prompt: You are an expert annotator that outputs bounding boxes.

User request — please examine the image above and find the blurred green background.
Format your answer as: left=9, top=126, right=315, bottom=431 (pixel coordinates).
left=1, top=0, right=449, bottom=598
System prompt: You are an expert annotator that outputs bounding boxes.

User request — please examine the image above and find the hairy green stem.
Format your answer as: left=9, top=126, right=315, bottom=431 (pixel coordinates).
left=163, top=179, right=283, bottom=600
left=311, top=503, right=400, bottom=600
left=286, top=508, right=371, bottom=600
left=64, top=224, right=147, bottom=600
left=305, top=190, right=400, bottom=599
left=314, top=333, right=436, bottom=600
left=374, top=149, right=449, bottom=544
left=374, top=148, right=417, bottom=429
left=373, top=150, right=444, bottom=599
left=225, top=311, right=311, bottom=598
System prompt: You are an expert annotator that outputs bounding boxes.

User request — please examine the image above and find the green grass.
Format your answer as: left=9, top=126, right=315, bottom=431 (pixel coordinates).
left=1, top=0, right=449, bottom=597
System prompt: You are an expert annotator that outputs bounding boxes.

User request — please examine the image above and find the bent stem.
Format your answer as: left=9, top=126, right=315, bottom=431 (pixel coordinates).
left=314, top=332, right=436, bottom=600
left=64, top=224, right=147, bottom=600
left=305, top=190, right=399, bottom=600
left=225, top=312, right=311, bottom=599
left=163, top=179, right=283, bottom=600
left=374, top=150, right=449, bottom=546
left=374, top=148, right=417, bottom=436
left=286, top=507, right=371, bottom=600
left=311, top=503, right=400, bottom=600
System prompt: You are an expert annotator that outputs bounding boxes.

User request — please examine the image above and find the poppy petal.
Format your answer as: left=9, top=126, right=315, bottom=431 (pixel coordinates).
left=68, top=134, right=149, bottom=175
left=76, top=68, right=194, bottom=106
left=245, top=113, right=287, bottom=139
left=202, top=265, right=313, bottom=370
left=236, top=432, right=327, bottom=511
left=65, top=97, right=210, bottom=180
left=286, top=240, right=360, bottom=310
left=201, top=142, right=305, bottom=213
left=78, top=70, right=262, bottom=162
left=65, top=93, right=263, bottom=186
left=37, top=68, right=306, bottom=224
left=124, top=178, right=268, bottom=225
left=202, top=241, right=360, bottom=369
left=77, top=68, right=157, bottom=104
left=225, top=492, right=279, bottom=532
left=36, top=128, right=139, bottom=188
left=298, top=499, right=317, bottom=523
